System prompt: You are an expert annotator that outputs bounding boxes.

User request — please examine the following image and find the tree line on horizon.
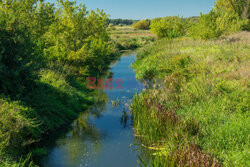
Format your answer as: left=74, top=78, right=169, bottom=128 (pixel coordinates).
left=108, top=18, right=139, bottom=26
left=133, top=0, right=249, bottom=39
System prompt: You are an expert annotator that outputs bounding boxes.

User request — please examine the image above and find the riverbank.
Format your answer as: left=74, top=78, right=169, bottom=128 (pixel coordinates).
left=131, top=32, right=250, bottom=166
left=0, top=1, right=120, bottom=166
left=0, top=55, right=122, bottom=167
left=38, top=53, right=142, bottom=167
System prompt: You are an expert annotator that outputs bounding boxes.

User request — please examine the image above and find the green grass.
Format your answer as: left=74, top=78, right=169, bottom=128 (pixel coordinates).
left=131, top=32, right=250, bottom=166
left=110, top=26, right=156, bottom=51
left=0, top=63, right=94, bottom=165
left=0, top=154, right=34, bottom=167
left=110, top=25, right=153, bottom=35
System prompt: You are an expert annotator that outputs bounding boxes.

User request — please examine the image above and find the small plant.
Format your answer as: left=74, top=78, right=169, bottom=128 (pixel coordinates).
left=111, top=98, right=120, bottom=107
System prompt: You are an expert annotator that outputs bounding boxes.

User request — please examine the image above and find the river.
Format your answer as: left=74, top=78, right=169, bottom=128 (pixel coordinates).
left=39, top=53, right=144, bottom=167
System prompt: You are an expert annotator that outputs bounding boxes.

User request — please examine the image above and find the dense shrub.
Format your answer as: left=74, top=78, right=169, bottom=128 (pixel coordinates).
left=0, top=29, right=36, bottom=96
left=150, top=16, right=186, bottom=38
left=188, top=0, right=249, bottom=39
left=188, top=11, right=222, bottom=39
left=216, top=11, right=249, bottom=33
left=133, top=19, right=151, bottom=30
left=215, top=0, right=250, bottom=19
left=0, top=0, right=118, bottom=165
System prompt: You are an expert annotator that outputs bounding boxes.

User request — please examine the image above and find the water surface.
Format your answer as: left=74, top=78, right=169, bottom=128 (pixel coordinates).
left=40, top=54, right=143, bottom=167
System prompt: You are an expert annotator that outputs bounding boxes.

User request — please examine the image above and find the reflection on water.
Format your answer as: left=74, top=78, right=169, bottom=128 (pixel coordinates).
left=120, top=110, right=129, bottom=128
left=39, top=54, right=144, bottom=167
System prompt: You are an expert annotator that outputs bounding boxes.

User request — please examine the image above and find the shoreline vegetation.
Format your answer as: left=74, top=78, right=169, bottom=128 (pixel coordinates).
left=131, top=32, right=249, bottom=167
left=0, top=0, right=120, bottom=166
left=0, top=1, right=152, bottom=166
left=0, top=0, right=249, bottom=166
left=130, top=0, right=249, bottom=166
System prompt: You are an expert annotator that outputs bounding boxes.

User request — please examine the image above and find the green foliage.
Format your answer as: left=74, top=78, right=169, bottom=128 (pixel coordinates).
left=108, top=18, right=138, bottom=25
left=188, top=0, right=249, bottom=39
left=215, top=0, right=250, bottom=19
left=150, top=16, right=186, bottom=39
left=215, top=0, right=250, bottom=33
left=133, top=19, right=151, bottom=30
left=0, top=153, right=35, bottom=167
left=114, top=36, right=155, bottom=51
left=216, top=11, right=249, bottom=33
left=108, top=23, right=116, bottom=30
left=0, top=29, right=37, bottom=96
left=132, top=35, right=250, bottom=166
left=0, top=98, right=37, bottom=155
left=42, top=1, right=116, bottom=77
left=0, top=0, right=118, bottom=165
left=111, top=25, right=155, bottom=51
left=188, top=11, right=222, bottom=39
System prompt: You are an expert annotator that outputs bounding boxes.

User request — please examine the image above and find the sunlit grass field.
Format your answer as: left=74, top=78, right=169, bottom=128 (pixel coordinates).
left=111, top=25, right=155, bottom=37
left=131, top=32, right=250, bottom=166
left=110, top=26, right=156, bottom=51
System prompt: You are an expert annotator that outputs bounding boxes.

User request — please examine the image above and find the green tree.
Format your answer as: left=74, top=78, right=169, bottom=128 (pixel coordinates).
left=0, top=1, right=117, bottom=163
left=0, top=0, right=42, bottom=96
left=188, top=11, right=222, bottom=39
left=133, top=19, right=151, bottom=30
left=215, top=0, right=249, bottom=19
left=43, top=0, right=113, bottom=77
left=150, top=16, right=186, bottom=38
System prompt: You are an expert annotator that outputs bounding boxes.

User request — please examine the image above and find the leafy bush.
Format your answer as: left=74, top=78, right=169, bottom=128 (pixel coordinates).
left=0, top=0, right=118, bottom=165
left=150, top=16, right=186, bottom=38
left=216, top=11, right=249, bottom=33
left=188, top=11, right=222, bottom=39
left=133, top=19, right=151, bottom=30
left=215, top=0, right=250, bottom=19
left=188, top=0, right=249, bottom=39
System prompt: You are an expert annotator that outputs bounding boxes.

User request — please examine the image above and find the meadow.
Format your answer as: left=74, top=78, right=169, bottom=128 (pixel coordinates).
left=130, top=1, right=249, bottom=166
left=131, top=32, right=250, bottom=166
left=110, top=25, right=156, bottom=51
left=0, top=0, right=249, bottom=166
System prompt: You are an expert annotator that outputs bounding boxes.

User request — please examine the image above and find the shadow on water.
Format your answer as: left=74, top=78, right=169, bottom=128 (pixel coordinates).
left=35, top=89, right=108, bottom=166
left=37, top=54, right=149, bottom=167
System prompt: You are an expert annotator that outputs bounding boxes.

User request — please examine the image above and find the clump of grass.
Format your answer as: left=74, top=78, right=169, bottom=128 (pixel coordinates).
left=0, top=153, right=35, bottom=167
left=111, top=98, right=120, bottom=107
left=131, top=32, right=250, bottom=166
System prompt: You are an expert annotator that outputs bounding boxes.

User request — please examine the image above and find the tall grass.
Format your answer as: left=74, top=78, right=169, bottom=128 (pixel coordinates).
left=0, top=62, right=94, bottom=165
left=131, top=32, right=250, bottom=166
left=111, top=26, right=156, bottom=51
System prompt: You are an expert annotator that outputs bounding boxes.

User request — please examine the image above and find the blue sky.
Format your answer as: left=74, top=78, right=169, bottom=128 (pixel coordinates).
left=48, top=0, right=216, bottom=19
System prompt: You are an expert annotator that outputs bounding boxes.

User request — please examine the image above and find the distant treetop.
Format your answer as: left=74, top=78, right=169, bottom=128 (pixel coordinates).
left=108, top=19, right=139, bottom=25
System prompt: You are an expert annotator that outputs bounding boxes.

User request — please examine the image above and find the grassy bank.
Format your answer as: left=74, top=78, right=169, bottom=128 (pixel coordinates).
left=0, top=1, right=120, bottom=166
left=0, top=66, right=94, bottom=166
left=131, top=32, right=250, bottom=166
left=110, top=25, right=156, bottom=51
